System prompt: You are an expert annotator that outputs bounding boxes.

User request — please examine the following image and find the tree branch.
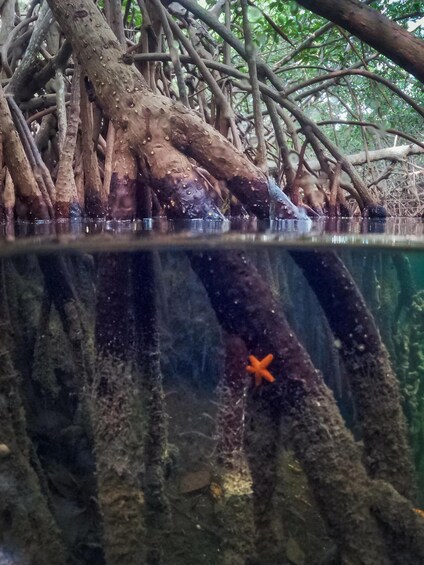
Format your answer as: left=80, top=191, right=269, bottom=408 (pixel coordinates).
left=294, top=0, right=424, bottom=82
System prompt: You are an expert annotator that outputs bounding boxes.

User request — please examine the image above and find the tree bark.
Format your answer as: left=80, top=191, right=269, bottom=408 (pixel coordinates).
left=307, top=144, right=424, bottom=170
left=0, top=84, right=50, bottom=219
left=45, top=0, right=299, bottom=220
left=55, top=64, right=82, bottom=217
left=216, top=334, right=248, bottom=467
left=79, top=79, right=105, bottom=216
left=295, top=0, right=424, bottom=83
left=109, top=129, right=138, bottom=220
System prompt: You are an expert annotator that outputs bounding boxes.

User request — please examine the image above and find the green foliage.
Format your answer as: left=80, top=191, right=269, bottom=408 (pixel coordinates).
left=199, top=0, right=422, bottom=156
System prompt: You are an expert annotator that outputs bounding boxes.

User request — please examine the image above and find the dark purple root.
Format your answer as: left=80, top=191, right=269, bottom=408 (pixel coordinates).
left=152, top=176, right=224, bottom=219
left=228, top=176, right=306, bottom=220
left=109, top=174, right=137, bottom=220
left=85, top=187, right=107, bottom=218
left=54, top=201, right=83, bottom=219
left=15, top=194, right=51, bottom=221
left=363, top=204, right=388, bottom=219
left=217, top=335, right=248, bottom=466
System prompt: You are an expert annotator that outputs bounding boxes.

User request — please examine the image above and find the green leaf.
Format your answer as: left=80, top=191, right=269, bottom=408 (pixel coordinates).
left=290, top=3, right=299, bottom=16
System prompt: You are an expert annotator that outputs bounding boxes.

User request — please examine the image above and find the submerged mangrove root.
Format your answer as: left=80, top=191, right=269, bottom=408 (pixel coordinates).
left=0, top=263, right=66, bottom=565
left=289, top=250, right=416, bottom=501
left=243, top=386, right=283, bottom=563
left=92, top=253, right=145, bottom=565
left=30, top=252, right=147, bottom=565
left=216, top=334, right=247, bottom=468
left=371, top=480, right=424, bottom=563
left=394, top=290, right=424, bottom=505
left=392, top=253, right=415, bottom=323
left=133, top=252, right=172, bottom=564
left=189, top=249, right=424, bottom=564
left=88, top=355, right=145, bottom=565
left=38, top=255, right=93, bottom=392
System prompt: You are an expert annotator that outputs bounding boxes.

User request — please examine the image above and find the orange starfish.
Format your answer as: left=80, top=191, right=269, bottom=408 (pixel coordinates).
left=246, top=354, right=276, bottom=386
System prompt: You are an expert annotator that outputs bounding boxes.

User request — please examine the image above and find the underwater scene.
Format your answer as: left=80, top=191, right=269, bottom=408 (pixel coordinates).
left=3, top=220, right=424, bottom=565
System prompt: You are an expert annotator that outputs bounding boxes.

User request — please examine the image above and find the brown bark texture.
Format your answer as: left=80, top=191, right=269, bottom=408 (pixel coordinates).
left=93, top=253, right=146, bottom=565
left=79, top=76, right=105, bottom=217
left=55, top=64, right=82, bottom=218
left=91, top=356, right=145, bottom=565
left=95, top=253, right=134, bottom=360
left=243, top=383, right=282, bottom=562
left=41, top=254, right=147, bottom=564
left=295, top=0, right=424, bottom=83
left=0, top=85, right=50, bottom=220
left=45, top=0, right=299, bottom=220
left=109, top=130, right=138, bottom=220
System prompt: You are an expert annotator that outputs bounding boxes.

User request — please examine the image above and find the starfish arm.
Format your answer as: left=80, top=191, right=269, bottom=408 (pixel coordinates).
left=259, top=353, right=274, bottom=368
left=260, top=369, right=276, bottom=383
left=246, top=365, right=256, bottom=374
left=248, top=355, right=261, bottom=367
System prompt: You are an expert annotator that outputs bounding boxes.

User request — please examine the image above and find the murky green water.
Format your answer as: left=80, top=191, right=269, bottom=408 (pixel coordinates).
left=1, top=219, right=424, bottom=565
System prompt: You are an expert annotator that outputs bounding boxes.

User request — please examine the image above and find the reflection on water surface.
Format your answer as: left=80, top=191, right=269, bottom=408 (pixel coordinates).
left=0, top=217, right=424, bottom=256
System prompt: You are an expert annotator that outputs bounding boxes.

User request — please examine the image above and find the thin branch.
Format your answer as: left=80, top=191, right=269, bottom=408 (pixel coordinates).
left=274, top=21, right=334, bottom=70
left=287, top=69, right=424, bottom=118
left=19, top=40, right=73, bottom=102
left=27, top=102, right=68, bottom=124
left=315, top=120, right=424, bottom=149
left=241, top=0, right=267, bottom=171
left=0, top=14, right=38, bottom=78
left=150, top=0, right=189, bottom=106
left=55, top=68, right=67, bottom=151
left=264, top=96, right=295, bottom=185
left=307, top=144, right=424, bottom=169
left=166, top=15, right=229, bottom=120
left=6, top=2, right=53, bottom=96
left=368, top=161, right=397, bottom=188
left=247, top=0, right=295, bottom=47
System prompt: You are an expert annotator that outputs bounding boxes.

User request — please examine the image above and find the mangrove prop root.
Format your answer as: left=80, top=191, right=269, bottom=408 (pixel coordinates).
left=0, top=265, right=67, bottom=564
left=89, top=355, right=145, bottom=565
left=133, top=251, right=171, bottom=563
left=392, top=253, right=415, bottom=322
left=217, top=334, right=248, bottom=467
left=93, top=254, right=145, bottom=565
left=371, top=480, right=424, bottom=563
left=244, top=386, right=282, bottom=561
left=95, top=253, right=134, bottom=360
left=188, top=249, right=418, bottom=563
left=289, top=249, right=416, bottom=500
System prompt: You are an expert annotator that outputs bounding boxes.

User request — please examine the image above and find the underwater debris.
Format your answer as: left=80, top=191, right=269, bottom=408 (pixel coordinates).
left=180, top=469, right=212, bottom=495
left=0, top=443, right=11, bottom=458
